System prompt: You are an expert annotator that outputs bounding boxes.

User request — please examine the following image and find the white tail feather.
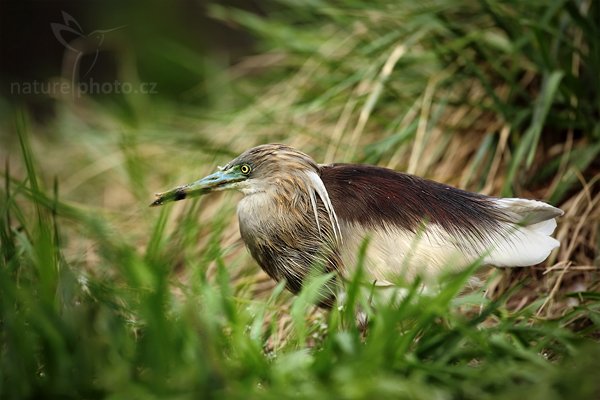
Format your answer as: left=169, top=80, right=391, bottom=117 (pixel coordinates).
left=493, top=198, right=563, bottom=224
left=528, top=218, right=557, bottom=236
left=483, top=198, right=563, bottom=267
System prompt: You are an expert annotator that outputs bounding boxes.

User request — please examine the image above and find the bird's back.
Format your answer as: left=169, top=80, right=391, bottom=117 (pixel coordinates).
left=320, top=164, right=562, bottom=284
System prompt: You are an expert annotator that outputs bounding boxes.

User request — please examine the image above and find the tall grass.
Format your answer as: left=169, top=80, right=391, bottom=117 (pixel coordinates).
left=2, top=127, right=599, bottom=398
left=1, top=0, right=599, bottom=398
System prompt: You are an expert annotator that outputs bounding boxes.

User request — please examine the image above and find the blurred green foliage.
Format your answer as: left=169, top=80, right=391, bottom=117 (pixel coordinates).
left=1, top=1, right=600, bottom=399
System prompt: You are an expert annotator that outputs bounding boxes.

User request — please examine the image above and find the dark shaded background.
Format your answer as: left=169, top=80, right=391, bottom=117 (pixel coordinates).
left=0, top=0, right=259, bottom=116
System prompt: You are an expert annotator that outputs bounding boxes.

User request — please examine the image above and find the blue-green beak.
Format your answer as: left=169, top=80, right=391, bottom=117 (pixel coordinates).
left=150, top=169, right=245, bottom=207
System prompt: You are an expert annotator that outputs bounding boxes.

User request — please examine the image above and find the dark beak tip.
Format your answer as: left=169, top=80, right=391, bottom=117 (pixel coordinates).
left=149, top=196, right=167, bottom=207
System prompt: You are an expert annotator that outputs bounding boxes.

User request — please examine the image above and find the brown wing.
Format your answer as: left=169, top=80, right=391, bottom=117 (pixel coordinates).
left=319, top=164, right=506, bottom=249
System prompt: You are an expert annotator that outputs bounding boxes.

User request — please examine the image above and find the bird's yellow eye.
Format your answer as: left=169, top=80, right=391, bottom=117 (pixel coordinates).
left=240, top=164, right=251, bottom=175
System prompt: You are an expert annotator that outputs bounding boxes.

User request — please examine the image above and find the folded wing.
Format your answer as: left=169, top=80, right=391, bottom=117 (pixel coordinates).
left=320, top=164, right=562, bottom=281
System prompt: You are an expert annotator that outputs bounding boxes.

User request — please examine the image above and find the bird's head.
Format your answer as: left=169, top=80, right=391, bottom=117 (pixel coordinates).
left=150, top=144, right=319, bottom=207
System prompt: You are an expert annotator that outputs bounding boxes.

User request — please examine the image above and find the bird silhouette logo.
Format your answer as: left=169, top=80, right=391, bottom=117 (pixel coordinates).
left=51, top=11, right=124, bottom=88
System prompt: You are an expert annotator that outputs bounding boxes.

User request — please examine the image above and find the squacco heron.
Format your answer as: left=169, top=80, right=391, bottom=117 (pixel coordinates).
left=151, top=144, right=563, bottom=307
